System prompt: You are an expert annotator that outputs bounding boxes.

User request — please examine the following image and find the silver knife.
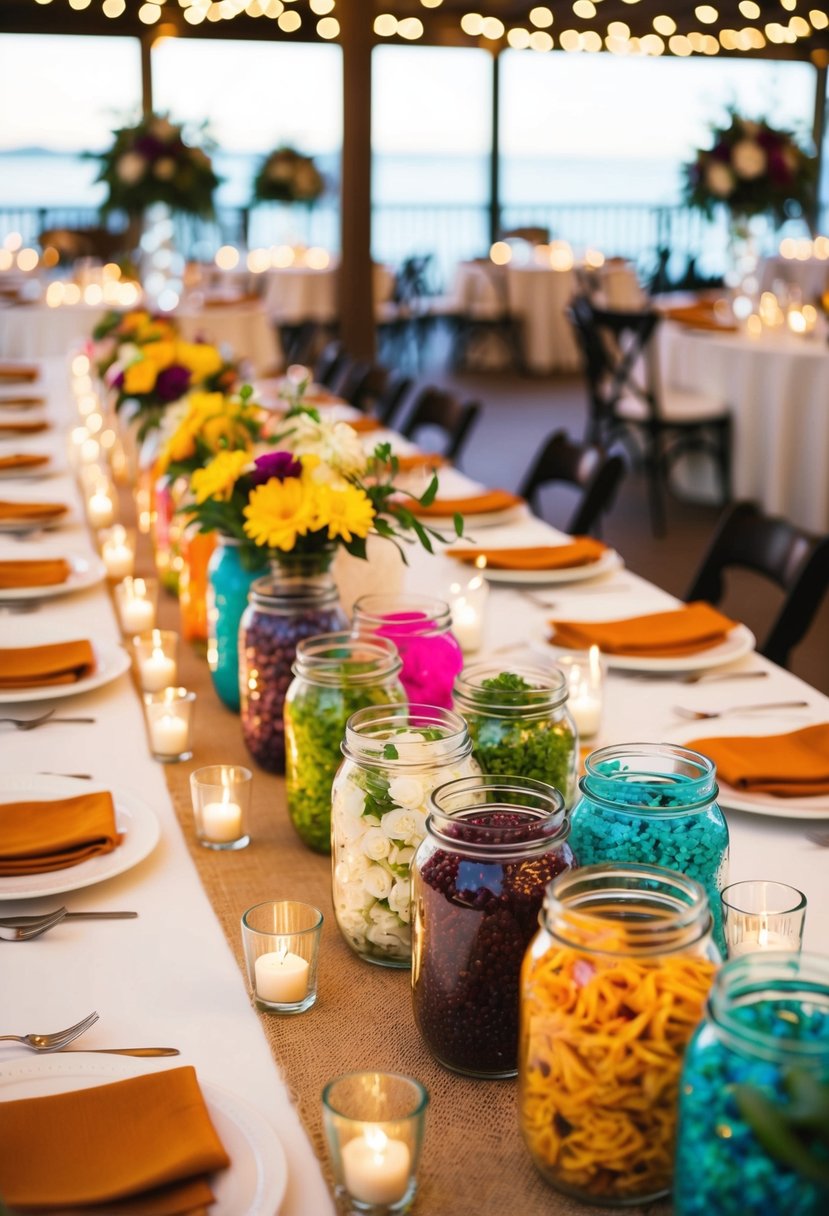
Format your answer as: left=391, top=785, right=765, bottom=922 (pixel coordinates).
left=61, top=1048, right=180, bottom=1057
left=0, top=911, right=138, bottom=928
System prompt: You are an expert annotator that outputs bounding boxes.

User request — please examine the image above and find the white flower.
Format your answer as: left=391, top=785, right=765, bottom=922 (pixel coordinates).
left=705, top=161, right=735, bottom=198
left=731, top=139, right=767, bottom=181
left=153, top=156, right=177, bottom=181
left=339, top=780, right=366, bottom=819
left=387, top=776, right=425, bottom=809
left=389, top=845, right=415, bottom=866
left=364, top=866, right=393, bottom=900
left=116, top=152, right=146, bottom=185
left=337, top=814, right=367, bottom=844
left=337, top=909, right=369, bottom=938
left=361, top=827, right=391, bottom=861
left=388, top=880, right=411, bottom=920
left=285, top=413, right=368, bottom=478
left=381, top=807, right=427, bottom=846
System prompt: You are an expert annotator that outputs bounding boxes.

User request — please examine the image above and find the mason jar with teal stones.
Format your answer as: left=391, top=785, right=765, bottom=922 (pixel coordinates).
left=675, top=953, right=829, bottom=1216
left=569, top=743, right=729, bottom=955
left=206, top=537, right=269, bottom=712
left=284, top=633, right=407, bottom=853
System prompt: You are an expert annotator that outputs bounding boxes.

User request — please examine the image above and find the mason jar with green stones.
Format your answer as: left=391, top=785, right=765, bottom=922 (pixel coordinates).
left=284, top=633, right=406, bottom=853
left=453, top=663, right=578, bottom=807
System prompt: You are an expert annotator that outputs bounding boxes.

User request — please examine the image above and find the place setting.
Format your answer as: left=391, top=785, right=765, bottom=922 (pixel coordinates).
left=0, top=551, right=107, bottom=604
left=0, top=636, right=131, bottom=704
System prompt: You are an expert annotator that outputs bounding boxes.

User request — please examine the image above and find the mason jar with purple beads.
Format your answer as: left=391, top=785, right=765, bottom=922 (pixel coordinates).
left=239, top=556, right=347, bottom=774
left=412, top=774, right=577, bottom=1079
left=351, top=593, right=463, bottom=711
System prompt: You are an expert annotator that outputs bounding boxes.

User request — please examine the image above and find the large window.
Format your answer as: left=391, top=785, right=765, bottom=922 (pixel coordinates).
left=0, top=34, right=141, bottom=207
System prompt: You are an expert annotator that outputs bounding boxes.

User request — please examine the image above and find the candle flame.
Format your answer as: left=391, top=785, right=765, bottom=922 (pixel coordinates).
left=474, top=555, right=487, bottom=570
left=589, top=645, right=602, bottom=683
left=134, top=578, right=146, bottom=597
left=365, top=1126, right=389, bottom=1156
left=758, top=915, right=770, bottom=949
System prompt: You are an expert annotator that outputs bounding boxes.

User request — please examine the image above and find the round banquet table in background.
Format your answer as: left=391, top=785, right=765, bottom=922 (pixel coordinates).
left=0, top=301, right=107, bottom=359
left=174, top=301, right=282, bottom=374
left=758, top=254, right=829, bottom=302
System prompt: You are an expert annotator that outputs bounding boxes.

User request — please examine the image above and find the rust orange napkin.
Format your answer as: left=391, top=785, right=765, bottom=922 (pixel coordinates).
left=0, top=557, right=70, bottom=589
left=409, top=489, right=524, bottom=518
left=390, top=451, right=448, bottom=472
left=347, top=415, right=382, bottom=434
left=0, top=419, right=49, bottom=435
left=0, top=498, right=67, bottom=522
left=0, top=639, right=95, bottom=688
left=0, top=362, right=38, bottom=382
left=687, top=723, right=829, bottom=798
left=0, top=1066, right=230, bottom=1213
left=0, top=452, right=50, bottom=473
left=447, top=537, right=607, bottom=571
left=0, top=790, right=121, bottom=876
left=548, top=601, right=738, bottom=657
left=0, top=394, right=44, bottom=408
left=661, top=301, right=737, bottom=332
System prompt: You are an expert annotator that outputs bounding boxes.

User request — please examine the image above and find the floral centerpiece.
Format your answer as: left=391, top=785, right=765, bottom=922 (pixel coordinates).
left=252, top=146, right=325, bottom=205
left=157, top=386, right=265, bottom=480
left=92, top=308, right=178, bottom=379
left=683, top=113, right=816, bottom=222
left=95, top=114, right=220, bottom=217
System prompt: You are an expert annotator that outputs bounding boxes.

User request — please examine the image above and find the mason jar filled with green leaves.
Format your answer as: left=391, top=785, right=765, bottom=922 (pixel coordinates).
left=453, top=664, right=578, bottom=807
left=284, top=632, right=406, bottom=852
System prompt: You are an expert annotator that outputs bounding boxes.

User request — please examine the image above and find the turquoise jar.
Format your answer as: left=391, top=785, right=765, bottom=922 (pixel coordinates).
left=206, top=537, right=268, bottom=712
left=675, top=953, right=829, bottom=1216
left=569, top=743, right=729, bottom=955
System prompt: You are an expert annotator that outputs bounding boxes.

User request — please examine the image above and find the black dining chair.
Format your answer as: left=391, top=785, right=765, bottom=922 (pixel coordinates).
left=568, top=294, right=731, bottom=536
left=313, top=340, right=348, bottom=388
left=685, top=501, right=829, bottom=669
left=400, top=387, right=481, bottom=463
left=518, top=430, right=627, bottom=537
left=374, top=372, right=413, bottom=426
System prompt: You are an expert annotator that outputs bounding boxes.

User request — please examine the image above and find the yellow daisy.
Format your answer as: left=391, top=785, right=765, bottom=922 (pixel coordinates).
left=316, top=484, right=375, bottom=543
left=122, top=357, right=158, bottom=396
left=176, top=341, right=224, bottom=381
left=140, top=339, right=177, bottom=370
left=191, top=449, right=250, bottom=504
left=243, top=477, right=315, bottom=551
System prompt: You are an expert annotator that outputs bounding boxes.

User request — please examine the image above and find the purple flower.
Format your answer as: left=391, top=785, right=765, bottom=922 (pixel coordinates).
left=134, top=134, right=166, bottom=160
left=155, top=364, right=191, bottom=403
left=110, top=369, right=125, bottom=390
left=250, top=450, right=302, bottom=485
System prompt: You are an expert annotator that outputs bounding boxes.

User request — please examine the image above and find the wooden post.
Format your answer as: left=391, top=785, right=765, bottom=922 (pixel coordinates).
left=140, top=33, right=153, bottom=119
left=812, top=56, right=828, bottom=233
left=489, top=48, right=501, bottom=246
left=338, top=0, right=375, bottom=359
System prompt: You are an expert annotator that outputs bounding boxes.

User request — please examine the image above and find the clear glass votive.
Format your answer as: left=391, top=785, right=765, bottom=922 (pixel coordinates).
left=191, top=763, right=252, bottom=852
left=241, top=899, right=323, bottom=1012
left=322, top=1071, right=428, bottom=1214
left=555, top=645, right=605, bottom=739
left=143, top=687, right=195, bottom=763
left=99, top=524, right=136, bottom=581
left=447, top=569, right=489, bottom=654
left=115, top=576, right=158, bottom=635
left=721, top=880, right=807, bottom=958
left=132, top=627, right=177, bottom=693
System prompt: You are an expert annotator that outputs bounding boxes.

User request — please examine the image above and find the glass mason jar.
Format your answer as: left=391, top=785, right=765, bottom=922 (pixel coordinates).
left=178, top=527, right=216, bottom=645
left=331, top=705, right=479, bottom=969
left=453, top=662, right=578, bottom=807
left=569, top=744, right=729, bottom=956
left=206, top=537, right=269, bottom=712
left=352, top=593, right=463, bottom=711
left=285, top=633, right=407, bottom=854
left=675, top=953, right=829, bottom=1216
left=239, top=552, right=347, bottom=773
left=412, top=774, right=576, bottom=1079
left=520, top=863, right=720, bottom=1206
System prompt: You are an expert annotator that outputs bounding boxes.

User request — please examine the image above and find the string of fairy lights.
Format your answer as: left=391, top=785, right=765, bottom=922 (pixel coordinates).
left=25, top=0, right=829, bottom=55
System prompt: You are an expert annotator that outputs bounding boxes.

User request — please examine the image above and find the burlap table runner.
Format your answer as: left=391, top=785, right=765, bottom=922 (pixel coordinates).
left=132, top=512, right=670, bottom=1215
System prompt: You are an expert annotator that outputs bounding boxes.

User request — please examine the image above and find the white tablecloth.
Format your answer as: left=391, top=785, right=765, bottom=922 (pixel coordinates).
left=0, top=302, right=107, bottom=359
left=759, top=255, right=829, bottom=302
left=661, top=322, right=829, bottom=531
left=2, top=356, right=828, bottom=1213
left=176, top=302, right=282, bottom=374
left=261, top=264, right=396, bottom=326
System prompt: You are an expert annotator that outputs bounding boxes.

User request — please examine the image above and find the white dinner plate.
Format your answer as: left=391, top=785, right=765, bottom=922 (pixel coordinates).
left=0, top=640, right=130, bottom=703
left=454, top=546, right=624, bottom=585
left=420, top=503, right=528, bottom=531
left=0, top=457, right=59, bottom=481
left=0, top=1056, right=288, bottom=1216
left=0, top=553, right=106, bottom=601
left=534, top=622, right=756, bottom=673
left=714, top=782, right=829, bottom=821
left=0, top=773, right=160, bottom=900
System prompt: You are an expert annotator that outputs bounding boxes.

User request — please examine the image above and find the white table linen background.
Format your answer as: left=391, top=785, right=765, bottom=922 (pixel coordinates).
left=0, top=358, right=827, bottom=1214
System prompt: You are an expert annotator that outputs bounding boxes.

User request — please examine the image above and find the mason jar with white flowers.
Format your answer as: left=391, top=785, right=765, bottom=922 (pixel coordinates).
left=332, top=704, right=480, bottom=968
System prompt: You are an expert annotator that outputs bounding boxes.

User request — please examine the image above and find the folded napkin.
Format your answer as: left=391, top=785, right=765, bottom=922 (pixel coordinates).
left=0, top=639, right=95, bottom=688
left=662, top=302, right=737, bottom=332
left=0, top=790, right=121, bottom=876
left=390, top=451, right=448, bottom=472
left=409, top=489, right=524, bottom=518
left=0, top=557, right=70, bottom=588
left=0, top=394, right=44, bottom=408
left=687, top=723, right=829, bottom=797
left=347, top=415, right=382, bottom=434
left=0, top=362, right=38, bottom=382
left=0, top=1065, right=230, bottom=1213
left=447, top=537, right=607, bottom=571
left=0, top=452, right=50, bottom=473
left=548, top=601, right=738, bottom=657
left=0, top=419, right=49, bottom=435
left=0, top=498, right=67, bottom=522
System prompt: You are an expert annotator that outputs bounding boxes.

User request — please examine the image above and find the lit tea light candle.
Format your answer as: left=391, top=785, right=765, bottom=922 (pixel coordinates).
left=149, top=710, right=189, bottom=757
left=138, top=631, right=177, bottom=693
left=341, top=1127, right=411, bottom=1206
left=120, top=591, right=155, bottom=634
left=449, top=561, right=489, bottom=653
left=87, top=489, right=115, bottom=529
left=254, top=946, right=310, bottom=1004
left=101, top=527, right=135, bottom=580
left=728, top=918, right=800, bottom=958
left=563, top=645, right=604, bottom=738
left=201, top=786, right=244, bottom=844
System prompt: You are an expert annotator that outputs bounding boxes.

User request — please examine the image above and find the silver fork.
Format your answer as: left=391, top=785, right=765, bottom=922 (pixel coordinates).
left=0, top=1010, right=99, bottom=1052
left=681, top=670, right=769, bottom=685
left=0, top=907, right=67, bottom=941
left=673, top=699, right=810, bottom=721
left=524, top=586, right=630, bottom=609
left=0, top=711, right=96, bottom=730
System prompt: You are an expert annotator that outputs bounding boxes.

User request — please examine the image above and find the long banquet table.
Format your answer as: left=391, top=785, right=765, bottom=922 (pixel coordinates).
left=1, top=357, right=828, bottom=1215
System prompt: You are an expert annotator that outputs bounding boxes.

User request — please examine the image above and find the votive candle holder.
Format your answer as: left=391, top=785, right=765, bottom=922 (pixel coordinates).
left=241, top=899, right=323, bottom=1013
left=115, top=576, right=158, bottom=635
left=721, top=880, right=807, bottom=959
left=143, top=687, right=195, bottom=763
left=191, top=763, right=252, bottom=851
left=132, top=627, right=178, bottom=693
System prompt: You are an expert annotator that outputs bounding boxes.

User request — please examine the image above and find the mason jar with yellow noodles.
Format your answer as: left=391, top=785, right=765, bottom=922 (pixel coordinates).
left=519, top=863, right=720, bottom=1206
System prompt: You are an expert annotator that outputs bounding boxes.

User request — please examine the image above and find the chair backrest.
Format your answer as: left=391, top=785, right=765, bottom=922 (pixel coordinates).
left=401, top=387, right=481, bottom=462
left=568, top=296, right=659, bottom=434
left=685, top=501, right=829, bottom=668
left=375, top=372, right=413, bottom=426
left=392, top=255, right=434, bottom=308
left=342, top=362, right=389, bottom=413
left=518, top=429, right=627, bottom=536
left=314, top=340, right=347, bottom=387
